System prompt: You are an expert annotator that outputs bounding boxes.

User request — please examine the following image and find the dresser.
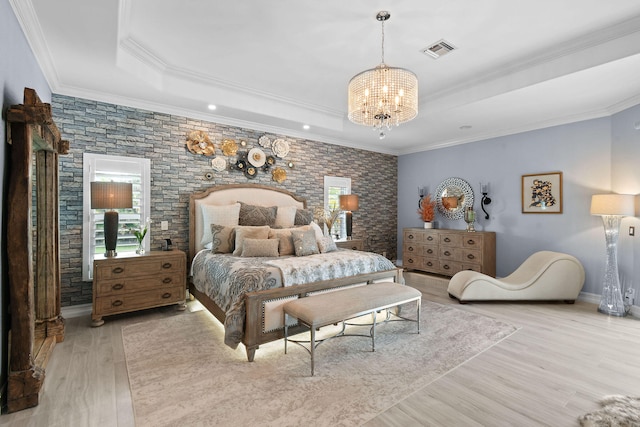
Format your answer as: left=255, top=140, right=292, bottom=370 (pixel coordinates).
left=91, top=250, right=187, bottom=326
left=402, top=228, right=496, bottom=277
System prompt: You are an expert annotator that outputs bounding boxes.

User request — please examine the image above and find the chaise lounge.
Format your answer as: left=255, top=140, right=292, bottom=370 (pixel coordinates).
left=447, top=251, right=585, bottom=303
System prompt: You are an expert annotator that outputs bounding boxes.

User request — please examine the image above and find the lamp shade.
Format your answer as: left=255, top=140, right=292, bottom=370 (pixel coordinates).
left=91, top=182, right=133, bottom=210
left=339, top=194, right=359, bottom=211
left=590, top=194, right=635, bottom=216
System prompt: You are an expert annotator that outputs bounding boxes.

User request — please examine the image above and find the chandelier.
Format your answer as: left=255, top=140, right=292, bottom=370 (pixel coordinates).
left=348, top=11, right=418, bottom=139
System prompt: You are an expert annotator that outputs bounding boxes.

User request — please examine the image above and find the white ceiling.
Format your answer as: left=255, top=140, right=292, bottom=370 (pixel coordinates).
left=11, top=0, right=640, bottom=155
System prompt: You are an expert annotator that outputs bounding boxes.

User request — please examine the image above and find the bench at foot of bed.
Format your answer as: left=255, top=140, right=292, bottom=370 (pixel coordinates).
left=283, top=282, right=422, bottom=376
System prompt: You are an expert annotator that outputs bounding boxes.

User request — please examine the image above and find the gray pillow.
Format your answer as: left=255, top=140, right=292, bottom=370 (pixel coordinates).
left=239, top=202, right=277, bottom=226
left=291, top=229, right=319, bottom=257
left=317, top=236, right=338, bottom=253
left=294, top=208, right=314, bottom=226
left=241, top=238, right=280, bottom=257
left=209, top=224, right=235, bottom=253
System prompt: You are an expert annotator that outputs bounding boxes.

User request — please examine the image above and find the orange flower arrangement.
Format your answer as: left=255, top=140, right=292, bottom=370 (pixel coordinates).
left=418, top=194, right=436, bottom=222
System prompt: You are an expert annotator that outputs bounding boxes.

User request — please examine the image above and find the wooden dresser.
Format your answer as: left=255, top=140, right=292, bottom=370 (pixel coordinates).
left=402, top=228, right=496, bottom=277
left=335, top=239, right=364, bottom=251
left=92, top=250, right=187, bottom=326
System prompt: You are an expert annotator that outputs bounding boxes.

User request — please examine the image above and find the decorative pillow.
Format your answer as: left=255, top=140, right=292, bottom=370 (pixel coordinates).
left=268, top=226, right=310, bottom=256
left=310, top=221, right=325, bottom=241
left=232, top=226, right=271, bottom=256
left=274, top=206, right=297, bottom=228
left=209, top=224, right=235, bottom=253
left=291, top=229, right=319, bottom=257
left=241, top=238, right=280, bottom=257
left=317, top=236, right=338, bottom=253
left=239, top=202, right=277, bottom=227
left=200, top=203, right=240, bottom=246
left=294, top=208, right=314, bottom=226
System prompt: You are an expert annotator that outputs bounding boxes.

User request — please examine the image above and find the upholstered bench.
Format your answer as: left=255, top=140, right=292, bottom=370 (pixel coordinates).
left=283, top=282, right=422, bottom=375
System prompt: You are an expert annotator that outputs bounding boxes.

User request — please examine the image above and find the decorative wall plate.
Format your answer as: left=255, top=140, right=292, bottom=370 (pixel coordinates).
left=272, top=138, right=290, bottom=158
left=221, top=139, right=238, bottom=156
left=272, top=167, right=287, bottom=183
left=211, top=157, right=227, bottom=172
left=186, top=130, right=215, bottom=156
left=258, top=135, right=271, bottom=148
left=248, top=148, right=266, bottom=167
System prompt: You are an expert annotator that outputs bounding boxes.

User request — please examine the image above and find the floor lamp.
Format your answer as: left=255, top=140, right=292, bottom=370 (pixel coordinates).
left=339, top=194, right=359, bottom=240
left=590, top=194, right=635, bottom=317
left=91, top=182, right=133, bottom=257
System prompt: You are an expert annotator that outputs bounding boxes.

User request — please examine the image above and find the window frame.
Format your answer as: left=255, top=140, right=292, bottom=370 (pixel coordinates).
left=82, top=153, right=151, bottom=281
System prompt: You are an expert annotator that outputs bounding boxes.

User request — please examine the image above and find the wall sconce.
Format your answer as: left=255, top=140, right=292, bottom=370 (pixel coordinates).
left=418, top=186, right=427, bottom=208
left=480, top=182, right=492, bottom=219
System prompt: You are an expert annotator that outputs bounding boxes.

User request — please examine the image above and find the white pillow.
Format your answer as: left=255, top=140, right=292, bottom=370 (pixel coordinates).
left=310, top=221, right=324, bottom=241
left=274, top=206, right=297, bottom=228
left=200, top=203, right=241, bottom=246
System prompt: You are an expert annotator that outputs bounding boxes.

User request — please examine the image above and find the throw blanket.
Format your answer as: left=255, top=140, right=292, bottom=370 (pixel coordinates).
left=265, top=250, right=396, bottom=287
left=190, top=250, right=396, bottom=348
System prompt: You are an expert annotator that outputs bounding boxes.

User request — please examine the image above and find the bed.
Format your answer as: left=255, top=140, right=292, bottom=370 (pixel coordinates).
left=188, top=183, right=403, bottom=362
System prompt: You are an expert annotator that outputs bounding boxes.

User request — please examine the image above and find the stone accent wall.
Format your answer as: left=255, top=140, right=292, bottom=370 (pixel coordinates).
left=52, top=94, right=398, bottom=306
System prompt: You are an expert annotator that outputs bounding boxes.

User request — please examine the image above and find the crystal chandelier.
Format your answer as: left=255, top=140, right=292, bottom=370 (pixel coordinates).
left=348, top=11, right=418, bottom=139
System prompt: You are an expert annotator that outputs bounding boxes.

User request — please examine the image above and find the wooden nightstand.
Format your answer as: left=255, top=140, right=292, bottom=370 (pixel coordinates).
left=91, top=250, right=187, bottom=326
left=335, top=239, right=364, bottom=251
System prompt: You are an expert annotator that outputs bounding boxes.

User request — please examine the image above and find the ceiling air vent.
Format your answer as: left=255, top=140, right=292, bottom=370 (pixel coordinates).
left=421, top=39, right=457, bottom=59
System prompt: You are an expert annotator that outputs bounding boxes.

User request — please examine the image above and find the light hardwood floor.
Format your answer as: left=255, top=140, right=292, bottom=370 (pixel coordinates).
left=2, top=273, right=639, bottom=426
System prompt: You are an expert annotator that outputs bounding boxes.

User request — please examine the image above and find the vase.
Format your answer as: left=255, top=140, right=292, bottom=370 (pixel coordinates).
left=464, top=207, right=476, bottom=232
left=136, top=241, right=145, bottom=255
left=423, top=222, right=433, bottom=229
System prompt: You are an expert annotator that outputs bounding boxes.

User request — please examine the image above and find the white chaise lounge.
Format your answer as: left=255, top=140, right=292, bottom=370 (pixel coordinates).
left=447, top=251, right=585, bottom=303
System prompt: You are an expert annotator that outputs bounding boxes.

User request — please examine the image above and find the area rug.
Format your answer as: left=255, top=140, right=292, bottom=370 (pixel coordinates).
left=122, top=299, right=517, bottom=427
left=579, top=395, right=640, bottom=426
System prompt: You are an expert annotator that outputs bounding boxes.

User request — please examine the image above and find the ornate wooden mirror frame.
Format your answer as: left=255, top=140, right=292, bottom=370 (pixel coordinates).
left=6, top=88, right=69, bottom=412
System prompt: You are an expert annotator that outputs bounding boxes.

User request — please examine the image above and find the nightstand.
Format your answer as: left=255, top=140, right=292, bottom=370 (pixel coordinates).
left=91, top=250, right=187, bottom=326
left=335, top=239, right=364, bottom=251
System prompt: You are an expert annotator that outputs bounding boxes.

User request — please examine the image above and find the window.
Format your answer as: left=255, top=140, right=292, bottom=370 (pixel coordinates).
left=82, top=153, right=151, bottom=280
left=323, top=176, right=351, bottom=240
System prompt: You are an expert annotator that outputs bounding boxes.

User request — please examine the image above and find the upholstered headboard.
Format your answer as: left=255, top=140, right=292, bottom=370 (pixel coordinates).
left=189, top=184, right=307, bottom=260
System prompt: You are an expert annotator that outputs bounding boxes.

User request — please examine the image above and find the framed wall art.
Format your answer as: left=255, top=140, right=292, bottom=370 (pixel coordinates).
left=521, top=171, right=563, bottom=214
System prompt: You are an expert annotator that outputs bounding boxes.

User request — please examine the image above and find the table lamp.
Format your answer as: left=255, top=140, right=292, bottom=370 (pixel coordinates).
left=339, top=194, right=359, bottom=240
left=91, top=182, right=133, bottom=257
left=590, top=193, right=635, bottom=316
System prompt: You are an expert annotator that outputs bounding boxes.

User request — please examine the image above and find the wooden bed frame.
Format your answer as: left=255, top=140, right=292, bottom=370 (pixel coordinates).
left=188, top=184, right=403, bottom=362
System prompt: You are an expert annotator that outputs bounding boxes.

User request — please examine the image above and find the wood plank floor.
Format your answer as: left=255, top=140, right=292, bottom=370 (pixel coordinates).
left=2, top=273, right=639, bottom=426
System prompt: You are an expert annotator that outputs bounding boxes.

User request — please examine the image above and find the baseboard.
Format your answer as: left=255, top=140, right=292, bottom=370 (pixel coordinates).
left=61, top=303, right=92, bottom=319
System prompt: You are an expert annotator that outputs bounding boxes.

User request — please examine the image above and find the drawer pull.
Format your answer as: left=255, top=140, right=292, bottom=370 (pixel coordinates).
left=467, top=254, right=475, bottom=260
left=112, top=267, right=124, bottom=274
left=444, top=237, right=451, bottom=243
left=444, top=251, right=451, bottom=256
left=407, top=258, right=414, bottom=264
left=162, top=292, right=172, bottom=299
left=408, top=234, right=414, bottom=239
left=426, top=249, right=433, bottom=254
left=112, top=300, right=123, bottom=307
left=426, top=261, right=433, bottom=267
left=467, top=239, right=476, bottom=245
left=162, top=262, right=172, bottom=269
left=427, top=236, right=434, bottom=241
left=162, top=277, right=173, bottom=284
left=112, top=283, right=124, bottom=290
left=443, top=264, right=450, bottom=270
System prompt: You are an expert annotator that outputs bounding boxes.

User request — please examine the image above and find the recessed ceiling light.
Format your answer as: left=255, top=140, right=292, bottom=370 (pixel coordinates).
left=459, top=125, right=472, bottom=130
left=207, top=104, right=217, bottom=110
left=303, top=124, right=310, bottom=130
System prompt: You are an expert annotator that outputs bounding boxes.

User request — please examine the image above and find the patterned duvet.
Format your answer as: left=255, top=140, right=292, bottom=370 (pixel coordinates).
left=190, top=249, right=396, bottom=348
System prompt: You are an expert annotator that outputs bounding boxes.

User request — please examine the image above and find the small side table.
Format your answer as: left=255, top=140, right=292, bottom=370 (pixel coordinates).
left=335, top=239, right=364, bottom=251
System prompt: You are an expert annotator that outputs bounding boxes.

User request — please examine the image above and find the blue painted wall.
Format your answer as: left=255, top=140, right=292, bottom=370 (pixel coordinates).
left=1, top=0, right=51, bottom=402
left=397, top=114, right=640, bottom=299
